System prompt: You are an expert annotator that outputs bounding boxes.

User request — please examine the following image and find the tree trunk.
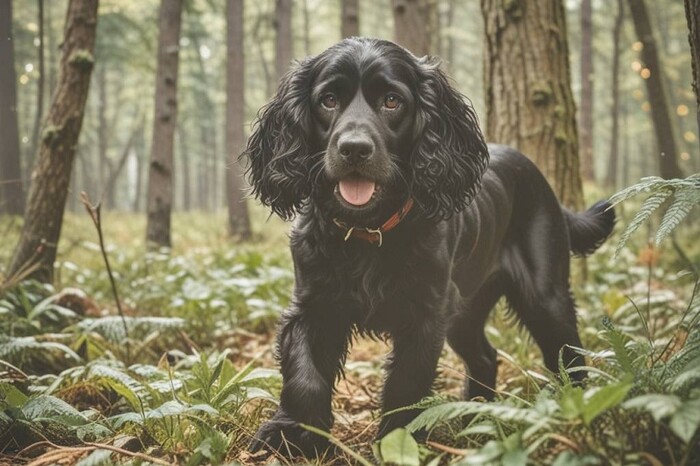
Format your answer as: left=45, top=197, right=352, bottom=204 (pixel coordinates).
left=146, top=0, right=183, bottom=248
left=341, top=0, right=360, bottom=39
left=226, top=0, right=252, bottom=239
left=685, top=0, right=700, bottom=136
left=481, top=0, right=584, bottom=209
left=29, top=0, right=46, bottom=169
left=97, top=65, right=109, bottom=204
left=132, top=124, right=145, bottom=212
left=606, top=0, right=624, bottom=188
left=274, top=0, right=293, bottom=82
left=0, top=0, right=25, bottom=215
left=579, top=0, right=594, bottom=181
left=392, top=0, right=433, bottom=56
left=178, top=125, right=191, bottom=210
left=627, top=0, right=683, bottom=179
left=7, top=0, right=98, bottom=283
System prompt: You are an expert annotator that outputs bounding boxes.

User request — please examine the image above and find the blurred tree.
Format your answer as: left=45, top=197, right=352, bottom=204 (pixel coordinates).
left=392, top=0, right=434, bottom=56
left=226, top=0, right=252, bottom=239
left=342, top=0, right=359, bottom=38
left=7, top=0, right=98, bottom=282
left=29, top=0, right=45, bottom=168
left=607, top=0, right=625, bottom=188
left=481, top=0, right=584, bottom=209
left=0, top=0, right=25, bottom=216
left=146, top=0, right=183, bottom=248
left=685, top=0, right=700, bottom=136
left=579, top=0, right=594, bottom=181
left=627, top=0, right=683, bottom=179
left=275, top=0, right=293, bottom=81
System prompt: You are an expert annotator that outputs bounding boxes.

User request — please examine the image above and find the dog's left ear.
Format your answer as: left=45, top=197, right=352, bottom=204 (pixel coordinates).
left=241, top=57, right=317, bottom=220
left=411, top=57, right=489, bottom=219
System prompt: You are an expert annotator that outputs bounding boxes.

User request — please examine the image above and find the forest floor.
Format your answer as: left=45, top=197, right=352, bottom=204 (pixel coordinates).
left=1, top=203, right=699, bottom=465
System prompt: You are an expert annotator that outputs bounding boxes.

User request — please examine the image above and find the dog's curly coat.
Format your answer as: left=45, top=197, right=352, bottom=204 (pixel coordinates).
left=243, top=38, right=615, bottom=457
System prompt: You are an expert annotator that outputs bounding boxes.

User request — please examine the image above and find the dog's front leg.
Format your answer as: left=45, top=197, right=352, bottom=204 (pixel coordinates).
left=249, top=305, right=351, bottom=457
left=378, top=318, right=445, bottom=438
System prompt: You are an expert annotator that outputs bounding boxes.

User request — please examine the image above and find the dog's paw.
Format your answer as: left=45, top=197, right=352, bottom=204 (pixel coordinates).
left=249, top=413, right=331, bottom=458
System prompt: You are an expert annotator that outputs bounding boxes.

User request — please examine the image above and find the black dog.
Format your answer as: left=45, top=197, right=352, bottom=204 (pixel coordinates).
left=243, top=37, right=614, bottom=457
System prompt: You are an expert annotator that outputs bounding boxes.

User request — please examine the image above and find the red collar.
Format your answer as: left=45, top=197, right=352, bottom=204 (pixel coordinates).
left=333, top=198, right=414, bottom=247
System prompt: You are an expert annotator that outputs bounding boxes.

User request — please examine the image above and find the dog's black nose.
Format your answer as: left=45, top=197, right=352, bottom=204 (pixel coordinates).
left=338, top=134, right=374, bottom=163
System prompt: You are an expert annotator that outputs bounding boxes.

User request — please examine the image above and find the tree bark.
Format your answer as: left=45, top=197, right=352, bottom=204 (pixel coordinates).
left=341, top=0, right=360, bottom=39
left=0, top=0, right=25, bottom=215
left=97, top=65, right=109, bottom=203
left=606, top=0, right=625, bottom=188
left=627, top=0, right=683, bottom=179
left=685, top=0, right=700, bottom=136
left=29, top=0, right=46, bottom=169
left=481, top=0, right=584, bottom=209
left=146, top=0, right=183, bottom=248
left=274, top=0, right=293, bottom=82
left=579, top=0, right=594, bottom=181
left=178, top=125, right=191, bottom=210
left=226, top=0, right=252, bottom=239
left=7, top=0, right=98, bottom=283
left=392, top=0, right=433, bottom=56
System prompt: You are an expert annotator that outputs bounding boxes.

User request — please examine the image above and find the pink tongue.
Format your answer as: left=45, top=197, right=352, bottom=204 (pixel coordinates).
left=338, top=178, right=376, bottom=206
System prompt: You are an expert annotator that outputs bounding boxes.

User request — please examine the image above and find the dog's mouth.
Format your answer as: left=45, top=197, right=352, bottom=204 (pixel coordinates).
left=334, top=176, right=380, bottom=207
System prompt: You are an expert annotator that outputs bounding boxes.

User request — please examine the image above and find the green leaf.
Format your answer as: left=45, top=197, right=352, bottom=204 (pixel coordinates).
left=670, top=398, right=700, bottom=443
left=379, top=428, right=420, bottom=466
left=615, top=189, right=673, bottom=257
left=582, top=377, right=633, bottom=424
left=623, top=394, right=682, bottom=422
left=655, top=186, right=700, bottom=245
left=0, top=382, right=28, bottom=407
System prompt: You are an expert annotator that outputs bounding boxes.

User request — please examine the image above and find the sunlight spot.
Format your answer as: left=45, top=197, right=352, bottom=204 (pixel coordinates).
left=642, top=102, right=650, bottom=112
left=633, top=89, right=644, bottom=100
left=680, top=152, right=690, bottom=161
left=677, top=104, right=689, bottom=116
left=33, top=37, right=40, bottom=47
left=631, top=60, right=642, bottom=72
left=200, top=44, right=211, bottom=60
left=180, top=36, right=190, bottom=47
left=25, top=63, right=34, bottom=73
left=683, top=131, right=696, bottom=142
left=19, top=74, right=29, bottom=85
left=22, top=136, right=29, bottom=144
left=632, top=41, right=643, bottom=52
left=26, top=22, right=38, bottom=32
left=640, top=68, right=651, bottom=79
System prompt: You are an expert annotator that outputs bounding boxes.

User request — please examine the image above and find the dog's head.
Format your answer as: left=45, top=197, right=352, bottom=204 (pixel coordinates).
left=243, top=38, right=489, bottom=225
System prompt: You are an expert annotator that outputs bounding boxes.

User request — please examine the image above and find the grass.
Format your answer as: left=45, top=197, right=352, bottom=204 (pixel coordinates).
left=1, top=199, right=699, bottom=465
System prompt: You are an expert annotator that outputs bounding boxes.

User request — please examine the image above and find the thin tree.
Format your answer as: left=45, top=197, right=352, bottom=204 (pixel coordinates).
left=29, top=0, right=46, bottom=166
left=226, top=0, right=252, bottom=239
left=6, top=0, right=99, bottom=283
left=481, top=0, right=584, bottom=209
left=274, top=0, right=293, bottom=82
left=627, top=0, right=683, bottom=179
left=606, top=0, right=625, bottom=188
left=342, top=0, right=360, bottom=38
left=0, top=0, right=25, bottom=215
left=685, top=0, right=700, bottom=136
left=579, top=0, right=595, bottom=181
left=146, top=0, right=183, bottom=248
left=392, top=0, right=433, bottom=56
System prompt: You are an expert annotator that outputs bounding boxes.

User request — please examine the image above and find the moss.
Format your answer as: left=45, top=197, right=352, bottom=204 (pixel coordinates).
left=531, top=82, right=552, bottom=106
left=554, top=128, right=569, bottom=145
left=42, top=125, right=62, bottom=145
left=69, top=49, right=95, bottom=70
left=503, top=0, right=522, bottom=19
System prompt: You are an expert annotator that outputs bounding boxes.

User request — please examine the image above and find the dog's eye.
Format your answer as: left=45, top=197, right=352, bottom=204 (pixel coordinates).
left=384, top=94, right=400, bottom=109
left=322, top=93, right=337, bottom=109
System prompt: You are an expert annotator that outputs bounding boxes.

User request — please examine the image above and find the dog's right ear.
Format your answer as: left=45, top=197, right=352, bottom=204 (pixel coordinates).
left=242, top=57, right=316, bottom=220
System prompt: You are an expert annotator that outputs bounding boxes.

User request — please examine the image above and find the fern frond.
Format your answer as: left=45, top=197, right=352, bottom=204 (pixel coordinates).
left=615, top=189, right=673, bottom=257
left=655, top=187, right=700, bottom=245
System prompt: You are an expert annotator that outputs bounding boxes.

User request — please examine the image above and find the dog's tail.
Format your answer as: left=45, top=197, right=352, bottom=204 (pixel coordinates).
left=563, top=200, right=616, bottom=256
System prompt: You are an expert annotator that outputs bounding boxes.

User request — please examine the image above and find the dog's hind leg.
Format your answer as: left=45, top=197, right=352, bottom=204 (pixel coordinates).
left=502, top=246, right=586, bottom=383
left=447, top=276, right=504, bottom=400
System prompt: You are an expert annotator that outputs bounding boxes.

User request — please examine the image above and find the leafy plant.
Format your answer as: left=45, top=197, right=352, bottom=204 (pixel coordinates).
left=609, top=174, right=700, bottom=255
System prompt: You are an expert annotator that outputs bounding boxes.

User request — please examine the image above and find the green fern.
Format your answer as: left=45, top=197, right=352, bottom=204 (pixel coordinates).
left=611, top=174, right=700, bottom=255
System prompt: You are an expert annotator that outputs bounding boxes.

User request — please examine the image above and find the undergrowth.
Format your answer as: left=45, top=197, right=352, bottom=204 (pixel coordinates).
left=0, top=179, right=699, bottom=465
